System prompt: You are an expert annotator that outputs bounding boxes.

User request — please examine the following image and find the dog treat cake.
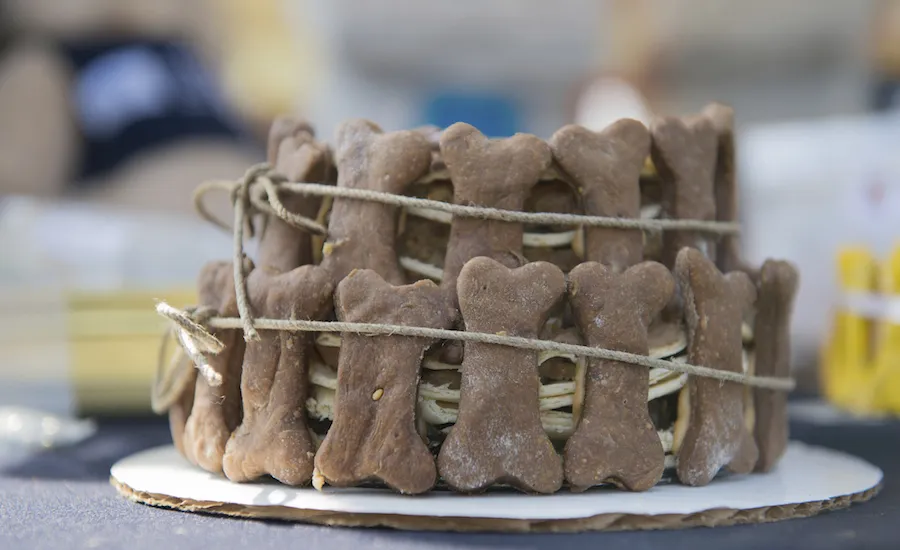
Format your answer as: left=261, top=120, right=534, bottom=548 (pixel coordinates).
left=158, top=103, right=799, bottom=495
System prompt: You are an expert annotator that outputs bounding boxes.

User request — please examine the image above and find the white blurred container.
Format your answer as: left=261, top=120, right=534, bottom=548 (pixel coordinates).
left=739, top=111, right=900, bottom=362
left=0, top=196, right=235, bottom=416
left=301, top=0, right=606, bottom=137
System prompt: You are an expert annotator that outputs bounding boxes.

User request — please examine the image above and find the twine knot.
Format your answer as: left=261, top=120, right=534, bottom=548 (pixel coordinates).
left=152, top=303, right=226, bottom=414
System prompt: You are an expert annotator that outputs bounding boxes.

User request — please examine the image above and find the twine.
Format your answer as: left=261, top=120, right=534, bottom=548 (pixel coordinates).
left=280, top=183, right=741, bottom=233
left=152, top=323, right=192, bottom=414
left=161, top=164, right=793, bottom=402
left=258, top=175, right=328, bottom=236
left=156, top=302, right=795, bottom=392
left=153, top=304, right=222, bottom=413
left=194, top=170, right=742, bottom=236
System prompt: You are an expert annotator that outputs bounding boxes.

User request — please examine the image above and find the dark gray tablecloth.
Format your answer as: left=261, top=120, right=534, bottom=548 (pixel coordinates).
left=1, top=412, right=897, bottom=550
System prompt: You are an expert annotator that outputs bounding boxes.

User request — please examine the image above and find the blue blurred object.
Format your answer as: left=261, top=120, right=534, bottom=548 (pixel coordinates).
left=423, top=92, right=519, bottom=137
left=62, top=40, right=253, bottom=182
left=871, top=78, right=900, bottom=112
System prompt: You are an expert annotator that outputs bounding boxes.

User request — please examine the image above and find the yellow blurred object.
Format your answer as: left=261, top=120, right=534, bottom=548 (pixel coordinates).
left=873, top=246, right=900, bottom=411
left=68, top=289, right=197, bottom=414
left=825, top=247, right=877, bottom=411
left=642, top=156, right=656, bottom=178
left=215, top=0, right=320, bottom=125
left=871, top=0, right=900, bottom=76
left=821, top=245, right=900, bottom=416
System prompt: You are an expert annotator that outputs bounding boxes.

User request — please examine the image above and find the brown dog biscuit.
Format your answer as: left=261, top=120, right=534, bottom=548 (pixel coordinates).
left=222, top=266, right=334, bottom=485
left=168, top=368, right=197, bottom=458
left=315, top=270, right=457, bottom=494
left=439, top=124, right=553, bottom=296
left=319, top=120, right=433, bottom=285
left=438, top=257, right=565, bottom=493
left=651, top=114, right=718, bottom=268
left=262, top=117, right=333, bottom=269
left=221, top=129, right=336, bottom=485
left=267, top=116, right=314, bottom=165
left=675, top=247, right=758, bottom=486
left=702, top=103, right=745, bottom=273
left=550, top=120, right=650, bottom=271
left=182, top=261, right=246, bottom=473
left=753, top=259, right=799, bottom=472
left=565, top=261, right=674, bottom=491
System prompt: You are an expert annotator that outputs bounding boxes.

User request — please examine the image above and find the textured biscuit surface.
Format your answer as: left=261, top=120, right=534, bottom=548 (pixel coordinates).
left=550, top=120, right=649, bottom=271
left=651, top=115, right=718, bottom=267
left=315, top=270, right=456, bottom=494
left=440, top=124, right=553, bottom=295
left=181, top=260, right=246, bottom=474
left=320, top=120, right=433, bottom=286
left=438, top=257, right=565, bottom=493
left=675, top=248, right=758, bottom=486
left=565, top=261, right=674, bottom=491
left=753, top=259, right=799, bottom=472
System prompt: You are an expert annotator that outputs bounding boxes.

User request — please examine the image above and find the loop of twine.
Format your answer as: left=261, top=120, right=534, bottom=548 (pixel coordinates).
left=258, top=175, right=329, bottom=236
left=151, top=325, right=192, bottom=414
left=156, top=302, right=796, bottom=392
left=277, top=183, right=742, bottom=234
left=194, top=171, right=742, bottom=237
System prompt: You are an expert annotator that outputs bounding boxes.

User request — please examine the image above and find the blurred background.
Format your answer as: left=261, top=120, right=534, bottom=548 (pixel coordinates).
left=1, top=0, right=899, bottom=436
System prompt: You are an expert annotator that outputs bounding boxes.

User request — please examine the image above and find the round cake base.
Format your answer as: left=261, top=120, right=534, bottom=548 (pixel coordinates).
left=110, top=442, right=882, bottom=532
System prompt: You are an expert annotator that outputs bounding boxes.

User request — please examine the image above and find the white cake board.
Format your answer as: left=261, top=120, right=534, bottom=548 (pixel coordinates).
left=110, top=442, right=882, bottom=532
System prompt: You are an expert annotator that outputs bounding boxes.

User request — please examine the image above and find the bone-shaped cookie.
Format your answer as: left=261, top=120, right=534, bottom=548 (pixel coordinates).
left=263, top=116, right=333, bottom=268
left=181, top=260, right=246, bottom=473
left=702, top=103, right=745, bottom=273
left=221, top=126, right=335, bottom=485
left=315, top=270, right=457, bottom=494
left=550, top=119, right=649, bottom=271
left=221, top=266, right=334, bottom=485
left=438, top=257, right=565, bottom=493
left=168, top=369, right=197, bottom=458
left=565, top=261, right=674, bottom=491
left=752, top=259, right=799, bottom=472
left=650, top=114, right=718, bottom=268
left=674, top=247, right=758, bottom=486
left=440, top=123, right=553, bottom=296
left=319, top=120, right=432, bottom=286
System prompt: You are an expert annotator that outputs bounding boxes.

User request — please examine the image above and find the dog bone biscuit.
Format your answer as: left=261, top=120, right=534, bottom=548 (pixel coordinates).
left=674, top=247, right=758, bottom=486
left=440, top=123, right=552, bottom=296
left=320, top=119, right=433, bottom=285
left=168, top=368, right=197, bottom=458
left=222, top=125, right=335, bottom=485
left=221, top=266, right=334, bottom=485
left=182, top=260, right=246, bottom=473
left=753, top=259, right=799, bottom=472
left=315, top=270, right=457, bottom=494
left=550, top=119, right=649, bottom=271
left=438, top=257, right=565, bottom=493
left=565, top=261, right=674, bottom=491
left=264, top=116, right=333, bottom=268
left=702, top=103, right=745, bottom=273
left=651, top=114, right=718, bottom=267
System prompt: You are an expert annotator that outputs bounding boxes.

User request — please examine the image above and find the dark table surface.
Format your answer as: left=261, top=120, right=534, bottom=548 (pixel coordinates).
left=1, top=408, right=898, bottom=550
